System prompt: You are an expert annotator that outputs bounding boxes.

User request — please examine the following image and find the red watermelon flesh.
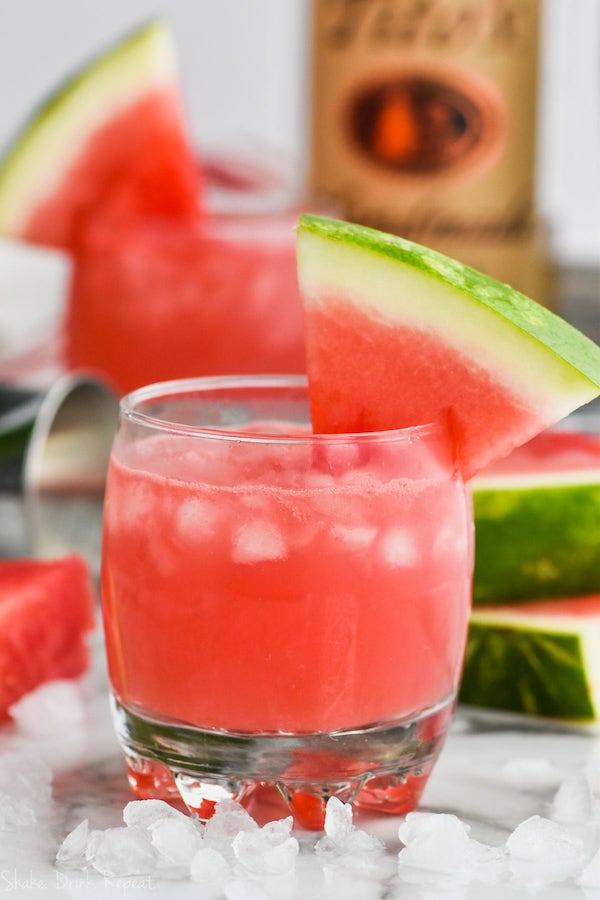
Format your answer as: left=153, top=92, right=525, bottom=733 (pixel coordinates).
left=306, top=297, right=543, bottom=477
left=0, top=555, right=96, bottom=719
left=477, top=594, right=600, bottom=617
left=479, top=428, right=600, bottom=477
left=0, top=22, right=201, bottom=252
left=297, top=216, right=600, bottom=480
left=23, top=90, right=200, bottom=251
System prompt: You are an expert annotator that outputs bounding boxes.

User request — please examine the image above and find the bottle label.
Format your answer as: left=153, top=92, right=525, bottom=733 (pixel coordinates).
left=309, top=0, right=540, bottom=242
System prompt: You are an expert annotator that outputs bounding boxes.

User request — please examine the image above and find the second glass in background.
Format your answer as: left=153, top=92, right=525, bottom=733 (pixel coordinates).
left=65, top=201, right=305, bottom=396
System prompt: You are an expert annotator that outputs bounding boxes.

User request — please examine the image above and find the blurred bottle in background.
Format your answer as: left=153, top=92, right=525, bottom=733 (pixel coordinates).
left=307, top=0, right=553, bottom=303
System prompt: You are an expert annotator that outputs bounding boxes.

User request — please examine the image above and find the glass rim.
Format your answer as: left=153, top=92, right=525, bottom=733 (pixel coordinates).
left=79, top=202, right=301, bottom=245
left=120, top=375, right=446, bottom=445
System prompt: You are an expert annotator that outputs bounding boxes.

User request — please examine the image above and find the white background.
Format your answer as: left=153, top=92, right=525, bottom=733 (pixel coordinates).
left=0, top=0, right=598, bottom=267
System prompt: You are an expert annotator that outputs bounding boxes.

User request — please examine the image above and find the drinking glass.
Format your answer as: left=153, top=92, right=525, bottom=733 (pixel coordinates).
left=65, top=207, right=304, bottom=396
left=101, top=376, right=473, bottom=827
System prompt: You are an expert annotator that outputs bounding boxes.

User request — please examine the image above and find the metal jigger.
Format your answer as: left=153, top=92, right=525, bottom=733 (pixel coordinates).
left=0, top=372, right=119, bottom=572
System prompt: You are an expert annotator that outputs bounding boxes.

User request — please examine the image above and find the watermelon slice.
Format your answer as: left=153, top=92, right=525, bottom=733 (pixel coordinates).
left=0, top=555, right=95, bottom=719
left=459, top=595, right=600, bottom=723
left=296, top=215, right=600, bottom=478
left=0, top=20, right=199, bottom=250
left=472, top=429, right=600, bottom=604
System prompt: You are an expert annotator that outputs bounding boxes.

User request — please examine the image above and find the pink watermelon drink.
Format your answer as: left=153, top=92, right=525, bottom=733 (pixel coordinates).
left=65, top=206, right=305, bottom=395
left=101, top=377, right=472, bottom=820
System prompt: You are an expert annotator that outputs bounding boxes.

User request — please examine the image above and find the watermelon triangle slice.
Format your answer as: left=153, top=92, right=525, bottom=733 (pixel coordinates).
left=472, top=429, right=600, bottom=604
left=296, top=215, right=600, bottom=479
left=0, top=555, right=96, bottom=719
left=460, top=595, right=600, bottom=724
left=0, top=20, right=200, bottom=250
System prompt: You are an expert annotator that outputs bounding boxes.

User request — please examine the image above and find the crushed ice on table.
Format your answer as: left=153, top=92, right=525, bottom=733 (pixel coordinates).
left=502, top=756, right=562, bottom=790
left=149, top=815, right=203, bottom=866
left=397, top=811, right=506, bottom=887
left=57, top=798, right=301, bottom=895
left=548, top=775, right=600, bottom=864
left=50, top=749, right=600, bottom=892
left=506, top=814, right=586, bottom=887
left=55, top=818, right=89, bottom=869
left=57, top=798, right=204, bottom=878
left=0, top=750, right=52, bottom=829
left=0, top=749, right=53, bottom=804
left=8, top=679, right=85, bottom=737
left=190, top=845, right=232, bottom=887
left=579, top=844, right=600, bottom=888
left=88, top=825, right=158, bottom=877
left=315, top=796, right=385, bottom=866
left=232, top=816, right=299, bottom=875
left=551, top=774, right=595, bottom=824
left=203, top=799, right=260, bottom=859
left=123, top=798, right=193, bottom=829
left=0, top=794, right=37, bottom=830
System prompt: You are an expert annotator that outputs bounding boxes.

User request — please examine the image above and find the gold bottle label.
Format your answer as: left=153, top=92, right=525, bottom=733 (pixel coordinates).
left=309, top=0, right=541, bottom=246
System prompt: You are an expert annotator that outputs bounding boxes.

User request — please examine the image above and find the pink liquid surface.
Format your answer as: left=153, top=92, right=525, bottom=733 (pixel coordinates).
left=102, top=430, right=472, bottom=734
left=66, top=211, right=305, bottom=395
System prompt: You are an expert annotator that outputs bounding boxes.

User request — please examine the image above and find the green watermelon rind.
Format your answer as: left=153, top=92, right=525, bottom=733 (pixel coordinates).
left=0, top=20, right=176, bottom=236
left=297, top=215, right=600, bottom=402
left=459, top=609, right=600, bottom=721
left=472, top=479, right=600, bottom=604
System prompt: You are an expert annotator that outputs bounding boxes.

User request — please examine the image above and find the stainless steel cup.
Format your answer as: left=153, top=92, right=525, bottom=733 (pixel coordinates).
left=0, top=372, right=118, bottom=571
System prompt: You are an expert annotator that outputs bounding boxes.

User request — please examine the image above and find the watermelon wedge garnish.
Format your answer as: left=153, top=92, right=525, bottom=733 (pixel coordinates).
left=472, top=430, right=600, bottom=604
left=0, top=555, right=96, bottom=719
left=0, top=20, right=199, bottom=250
left=296, top=215, right=600, bottom=478
left=460, top=595, right=600, bottom=723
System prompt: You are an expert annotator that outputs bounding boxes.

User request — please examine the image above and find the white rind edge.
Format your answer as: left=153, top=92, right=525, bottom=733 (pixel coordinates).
left=472, top=468, right=600, bottom=489
left=0, top=24, right=178, bottom=233
left=298, top=231, right=600, bottom=419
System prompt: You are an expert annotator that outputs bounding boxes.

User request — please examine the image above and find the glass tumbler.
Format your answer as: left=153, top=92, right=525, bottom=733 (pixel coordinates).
left=65, top=206, right=304, bottom=396
left=101, top=376, right=473, bottom=827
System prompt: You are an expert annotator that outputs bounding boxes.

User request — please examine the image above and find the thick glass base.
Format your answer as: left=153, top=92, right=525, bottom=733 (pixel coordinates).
left=112, top=695, right=455, bottom=829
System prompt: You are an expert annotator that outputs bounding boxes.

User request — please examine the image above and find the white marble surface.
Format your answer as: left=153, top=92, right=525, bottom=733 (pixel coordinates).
left=0, top=626, right=597, bottom=900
